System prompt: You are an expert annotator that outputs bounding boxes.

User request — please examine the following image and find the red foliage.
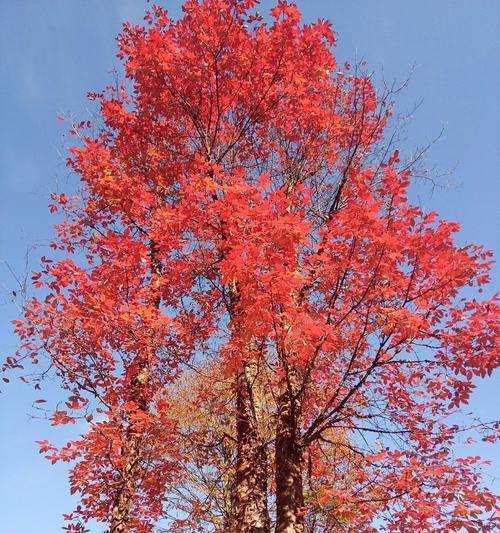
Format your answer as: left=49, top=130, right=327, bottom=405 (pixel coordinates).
left=6, top=1, right=498, bottom=532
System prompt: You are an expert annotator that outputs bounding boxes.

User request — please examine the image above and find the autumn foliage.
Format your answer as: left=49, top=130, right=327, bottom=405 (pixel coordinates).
left=5, top=1, right=499, bottom=532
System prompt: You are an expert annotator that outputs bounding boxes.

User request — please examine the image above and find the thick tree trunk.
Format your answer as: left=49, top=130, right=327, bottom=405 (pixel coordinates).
left=230, top=359, right=271, bottom=533
left=275, top=379, right=304, bottom=533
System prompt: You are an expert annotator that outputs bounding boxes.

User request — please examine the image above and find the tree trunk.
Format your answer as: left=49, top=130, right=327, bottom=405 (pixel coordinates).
left=109, top=363, right=152, bottom=533
left=230, top=359, right=271, bottom=533
left=110, top=240, right=160, bottom=532
left=109, top=432, right=140, bottom=533
left=275, top=378, right=304, bottom=533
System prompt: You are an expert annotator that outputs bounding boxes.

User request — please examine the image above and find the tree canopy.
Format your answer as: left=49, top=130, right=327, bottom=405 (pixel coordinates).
left=6, top=1, right=499, bottom=532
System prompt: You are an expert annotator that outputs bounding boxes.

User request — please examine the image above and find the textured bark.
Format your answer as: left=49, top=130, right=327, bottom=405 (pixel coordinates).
left=224, top=275, right=270, bottom=532
left=109, top=364, right=151, bottom=532
left=109, top=241, right=160, bottom=533
left=275, top=375, right=304, bottom=533
left=230, top=359, right=271, bottom=533
left=109, top=427, right=142, bottom=533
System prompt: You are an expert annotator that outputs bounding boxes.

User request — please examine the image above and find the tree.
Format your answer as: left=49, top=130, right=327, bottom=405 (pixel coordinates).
left=6, top=1, right=498, bottom=532
left=165, top=363, right=359, bottom=533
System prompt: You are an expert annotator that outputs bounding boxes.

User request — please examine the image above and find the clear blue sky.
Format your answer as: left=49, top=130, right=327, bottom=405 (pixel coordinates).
left=1, top=1, right=499, bottom=531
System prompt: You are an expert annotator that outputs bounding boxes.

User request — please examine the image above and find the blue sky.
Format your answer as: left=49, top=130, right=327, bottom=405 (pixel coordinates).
left=1, top=1, right=499, bottom=531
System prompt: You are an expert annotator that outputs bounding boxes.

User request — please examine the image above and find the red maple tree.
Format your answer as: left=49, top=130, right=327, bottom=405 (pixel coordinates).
left=7, top=1, right=499, bottom=532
